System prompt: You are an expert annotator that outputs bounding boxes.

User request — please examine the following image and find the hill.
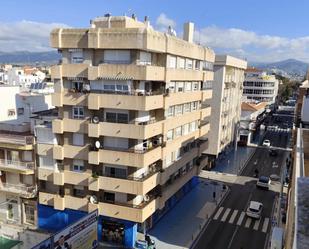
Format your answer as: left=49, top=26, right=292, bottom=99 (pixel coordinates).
left=0, top=51, right=60, bottom=65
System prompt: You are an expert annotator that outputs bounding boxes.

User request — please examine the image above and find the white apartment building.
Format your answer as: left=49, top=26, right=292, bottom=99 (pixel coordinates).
left=205, top=55, right=247, bottom=158
left=6, top=67, right=46, bottom=88
left=243, top=68, right=279, bottom=103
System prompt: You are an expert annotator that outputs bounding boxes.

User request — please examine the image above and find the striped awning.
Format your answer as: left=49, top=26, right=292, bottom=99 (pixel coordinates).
left=66, top=77, right=86, bottom=81
left=97, top=75, right=134, bottom=81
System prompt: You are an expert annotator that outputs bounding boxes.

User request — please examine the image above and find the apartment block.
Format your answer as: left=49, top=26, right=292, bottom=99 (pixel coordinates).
left=243, top=68, right=279, bottom=103
left=37, top=15, right=214, bottom=247
left=204, top=55, right=247, bottom=159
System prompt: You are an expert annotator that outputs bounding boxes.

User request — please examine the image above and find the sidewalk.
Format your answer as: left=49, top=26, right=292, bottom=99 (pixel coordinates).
left=144, top=178, right=228, bottom=249
left=213, top=146, right=255, bottom=175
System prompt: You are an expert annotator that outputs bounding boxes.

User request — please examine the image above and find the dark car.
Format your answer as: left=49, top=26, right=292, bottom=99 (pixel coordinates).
left=269, top=149, right=278, bottom=156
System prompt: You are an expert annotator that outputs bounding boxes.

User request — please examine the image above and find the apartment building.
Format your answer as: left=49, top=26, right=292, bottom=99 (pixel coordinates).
left=204, top=55, right=247, bottom=159
left=243, top=68, right=279, bottom=103
left=37, top=15, right=214, bottom=247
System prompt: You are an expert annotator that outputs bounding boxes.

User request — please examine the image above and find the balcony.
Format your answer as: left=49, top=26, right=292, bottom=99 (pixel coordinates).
left=89, top=171, right=160, bottom=196
left=64, top=171, right=90, bottom=186
left=88, top=64, right=165, bottom=81
left=0, top=133, right=34, bottom=150
left=53, top=145, right=89, bottom=161
left=88, top=145, right=162, bottom=167
left=0, top=159, right=34, bottom=174
left=196, top=154, right=208, bottom=171
left=88, top=121, right=163, bottom=140
left=200, top=122, right=210, bottom=137
left=165, top=68, right=204, bottom=82
left=88, top=92, right=164, bottom=111
left=201, top=106, right=211, bottom=119
left=164, top=91, right=202, bottom=107
left=198, top=138, right=209, bottom=153
left=98, top=197, right=158, bottom=223
left=52, top=90, right=88, bottom=107
left=51, top=64, right=88, bottom=79
left=0, top=183, right=37, bottom=198
left=52, top=119, right=88, bottom=134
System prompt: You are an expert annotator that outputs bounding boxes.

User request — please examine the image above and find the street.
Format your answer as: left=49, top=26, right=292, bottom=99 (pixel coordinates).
left=193, top=110, right=292, bottom=249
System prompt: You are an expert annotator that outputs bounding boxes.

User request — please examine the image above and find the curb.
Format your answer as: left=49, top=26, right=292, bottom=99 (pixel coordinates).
left=189, top=186, right=231, bottom=249
left=238, top=147, right=256, bottom=176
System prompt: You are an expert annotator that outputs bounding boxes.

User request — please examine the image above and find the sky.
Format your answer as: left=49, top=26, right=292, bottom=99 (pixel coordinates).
left=1, top=0, right=309, bottom=63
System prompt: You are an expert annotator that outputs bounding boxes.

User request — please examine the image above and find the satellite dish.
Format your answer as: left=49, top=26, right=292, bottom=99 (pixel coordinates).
left=95, top=140, right=101, bottom=149
left=143, top=195, right=150, bottom=202
left=92, top=116, right=100, bottom=124
left=89, top=195, right=98, bottom=204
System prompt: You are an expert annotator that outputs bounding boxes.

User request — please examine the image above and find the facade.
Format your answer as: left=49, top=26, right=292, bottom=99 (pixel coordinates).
left=37, top=15, right=214, bottom=247
left=204, top=55, right=247, bottom=158
left=0, top=128, right=37, bottom=229
left=243, top=68, right=279, bottom=103
left=6, top=67, right=45, bottom=88
left=239, top=102, right=268, bottom=145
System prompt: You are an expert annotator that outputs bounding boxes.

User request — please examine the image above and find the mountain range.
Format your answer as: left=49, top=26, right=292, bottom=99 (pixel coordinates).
left=0, top=51, right=307, bottom=79
left=250, top=59, right=308, bottom=79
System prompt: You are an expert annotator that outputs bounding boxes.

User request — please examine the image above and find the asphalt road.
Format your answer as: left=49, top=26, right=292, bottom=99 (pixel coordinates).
left=193, top=111, right=291, bottom=249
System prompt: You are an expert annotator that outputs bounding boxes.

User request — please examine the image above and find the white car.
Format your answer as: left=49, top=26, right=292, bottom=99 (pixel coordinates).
left=256, top=176, right=271, bottom=190
left=263, top=139, right=271, bottom=147
left=246, top=201, right=263, bottom=219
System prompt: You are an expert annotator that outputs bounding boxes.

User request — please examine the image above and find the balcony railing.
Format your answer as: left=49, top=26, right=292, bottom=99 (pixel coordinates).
left=99, top=194, right=156, bottom=209
left=89, top=88, right=165, bottom=96
left=0, top=133, right=34, bottom=145
left=0, top=183, right=37, bottom=197
left=97, top=143, right=162, bottom=154
left=0, top=159, right=34, bottom=171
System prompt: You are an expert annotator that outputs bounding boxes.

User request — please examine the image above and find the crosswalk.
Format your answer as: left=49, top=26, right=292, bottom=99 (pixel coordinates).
left=212, top=206, right=270, bottom=233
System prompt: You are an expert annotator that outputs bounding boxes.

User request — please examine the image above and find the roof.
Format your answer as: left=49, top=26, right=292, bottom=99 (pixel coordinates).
left=215, top=55, right=247, bottom=69
left=241, top=102, right=268, bottom=112
left=245, top=67, right=263, bottom=73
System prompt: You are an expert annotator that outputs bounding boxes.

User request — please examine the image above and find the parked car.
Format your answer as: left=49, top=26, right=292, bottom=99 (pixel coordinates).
left=256, top=176, right=271, bottom=190
left=246, top=201, right=263, bottom=219
left=269, top=149, right=278, bottom=156
left=263, top=139, right=271, bottom=147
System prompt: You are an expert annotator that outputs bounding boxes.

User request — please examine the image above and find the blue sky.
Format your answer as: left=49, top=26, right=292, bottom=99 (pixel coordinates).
left=1, top=0, right=309, bottom=62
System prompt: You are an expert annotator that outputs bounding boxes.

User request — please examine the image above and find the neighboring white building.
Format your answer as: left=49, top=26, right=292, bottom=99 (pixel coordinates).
left=6, top=67, right=46, bottom=88
left=204, top=55, right=247, bottom=157
left=243, top=68, right=279, bottom=103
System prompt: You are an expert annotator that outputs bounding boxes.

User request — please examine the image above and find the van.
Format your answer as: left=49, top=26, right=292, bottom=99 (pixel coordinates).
left=246, top=201, right=263, bottom=219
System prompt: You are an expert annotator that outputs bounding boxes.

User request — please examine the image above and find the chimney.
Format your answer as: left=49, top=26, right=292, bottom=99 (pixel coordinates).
left=183, top=22, right=194, bottom=43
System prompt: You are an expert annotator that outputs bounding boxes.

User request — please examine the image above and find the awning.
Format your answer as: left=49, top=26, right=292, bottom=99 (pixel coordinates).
left=97, top=75, right=134, bottom=81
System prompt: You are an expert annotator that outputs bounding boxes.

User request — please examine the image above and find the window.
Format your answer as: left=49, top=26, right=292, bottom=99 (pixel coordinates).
left=73, top=133, right=84, bottom=146
left=175, top=126, right=182, bottom=138
left=185, top=59, right=193, bottom=69
left=73, top=186, right=85, bottom=197
left=70, top=50, right=84, bottom=64
left=175, top=148, right=181, bottom=160
left=8, top=109, right=16, bottom=116
left=166, top=152, right=173, bottom=166
left=195, top=60, right=201, bottom=70
left=24, top=204, right=35, bottom=225
left=203, top=61, right=214, bottom=71
left=139, top=51, right=152, bottom=65
left=17, top=108, right=24, bottom=115
left=185, top=82, right=192, bottom=92
left=168, top=56, right=177, bottom=69
left=178, top=57, right=185, bottom=69
left=104, top=192, right=115, bottom=203
left=73, top=159, right=85, bottom=172
left=184, top=103, right=191, bottom=113
left=168, top=82, right=176, bottom=93
left=167, top=130, right=173, bottom=141
left=176, top=82, right=184, bottom=92
left=190, top=121, right=197, bottom=132
left=105, top=112, right=128, bottom=123
left=72, top=106, right=84, bottom=119
left=192, top=101, right=198, bottom=111
left=167, top=106, right=174, bottom=117
left=103, top=50, right=131, bottom=64
left=183, top=123, right=189, bottom=135
left=175, top=105, right=183, bottom=115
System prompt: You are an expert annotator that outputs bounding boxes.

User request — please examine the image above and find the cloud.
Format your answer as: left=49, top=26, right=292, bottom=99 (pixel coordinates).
left=155, top=13, right=176, bottom=31
left=0, top=20, right=69, bottom=52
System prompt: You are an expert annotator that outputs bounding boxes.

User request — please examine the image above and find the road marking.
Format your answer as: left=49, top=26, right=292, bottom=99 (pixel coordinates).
left=213, top=207, right=224, bottom=220
left=221, top=208, right=231, bottom=222
left=253, top=219, right=261, bottom=230
left=229, top=210, right=238, bottom=224
left=262, top=218, right=269, bottom=233
left=244, top=217, right=252, bottom=228
left=236, top=212, right=245, bottom=226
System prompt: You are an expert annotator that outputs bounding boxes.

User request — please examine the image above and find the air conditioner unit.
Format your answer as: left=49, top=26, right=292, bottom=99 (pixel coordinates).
left=92, top=116, right=100, bottom=124
left=143, top=195, right=150, bottom=202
